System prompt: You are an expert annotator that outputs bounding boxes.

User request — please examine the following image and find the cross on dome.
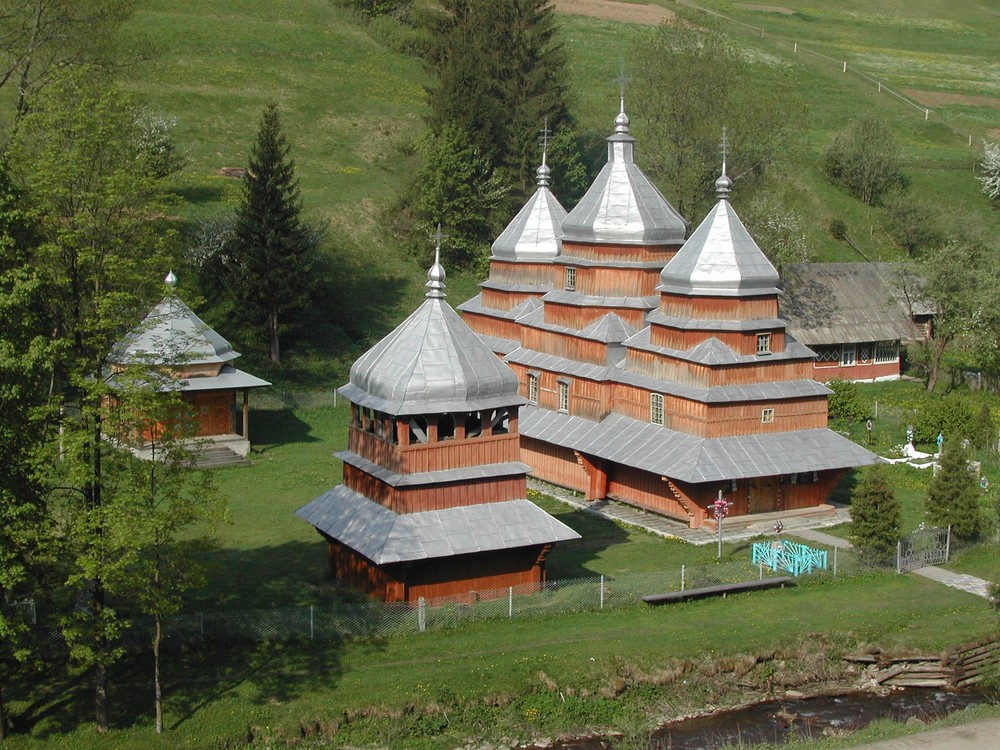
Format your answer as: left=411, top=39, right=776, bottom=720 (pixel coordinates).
left=715, top=126, right=733, bottom=199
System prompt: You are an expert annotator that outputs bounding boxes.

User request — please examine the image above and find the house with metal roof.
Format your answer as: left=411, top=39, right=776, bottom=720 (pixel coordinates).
left=779, top=262, right=927, bottom=382
left=109, top=272, right=270, bottom=464
left=461, top=107, right=879, bottom=528
left=296, top=251, right=579, bottom=603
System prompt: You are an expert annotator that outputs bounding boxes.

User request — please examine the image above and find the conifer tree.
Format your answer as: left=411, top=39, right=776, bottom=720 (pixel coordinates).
left=230, top=104, right=313, bottom=365
left=849, top=465, right=901, bottom=564
left=926, top=438, right=985, bottom=540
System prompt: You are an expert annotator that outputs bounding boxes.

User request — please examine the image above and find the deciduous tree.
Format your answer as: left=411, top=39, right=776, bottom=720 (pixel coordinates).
left=823, top=115, right=907, bottom=206
left=978, top=140, right=1000, bottom=201
left=228, top=104, right=314, bottom=365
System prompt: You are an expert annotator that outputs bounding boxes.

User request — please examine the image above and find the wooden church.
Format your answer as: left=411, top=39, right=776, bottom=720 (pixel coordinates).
left=110, top=272, right=271, bottom=459
left=459, top=105, right=879, bottom=528
left=296, top=251, right=579, bottom=603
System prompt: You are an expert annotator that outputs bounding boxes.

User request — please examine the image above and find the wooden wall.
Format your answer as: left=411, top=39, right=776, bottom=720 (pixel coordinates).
left=487, top=259, right=559, bottom=288
left=349, top=428, right=520, bottom=475
left=625, top=348, right=814, bottom=387
left=521, top=437, right=589, bottom=494
left=481, top=288, right=544, bottom=312
left=463, top=310, right=522, bottom=343
left=544, top=300, right=648, bottom=330
left=572, top=265, right=662, bottom=298
left=521, top=327, right=610, bottom=367
left=606, top=467, right=702, bottom=525
left=658, top=293, right=779, bottom=320
left=560, top=241, right=680, bottom=264
left=650, top=325, right=786, bottom=356
left=343, top=464, right=527, bottom=513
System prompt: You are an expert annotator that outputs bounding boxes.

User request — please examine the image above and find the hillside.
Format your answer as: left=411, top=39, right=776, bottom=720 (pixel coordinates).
left=121, top=0, right=1000, bottom=386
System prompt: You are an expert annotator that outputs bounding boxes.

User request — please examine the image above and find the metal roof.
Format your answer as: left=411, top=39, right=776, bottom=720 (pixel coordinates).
left=624, top=326, right=816, bottom=366
left=112, top=295, right=239, bottom=366
left=780, top=263, right=919, bottom=345
left=647, top=311, right=786, bottom=332
left=336, top=450, right=532, bottom=487
left=659, top=197, right=780, bottom=298
left=295, top=487, right=580, bottom=564
left=491, top=161, right=567, bottom=260
left=519, top=406, right=880, bottom=483
left=560, top=108, right=687, bottom=245
left=346, top=259, right=524, bottom=416
left=105, top=364, right=271, bottom=393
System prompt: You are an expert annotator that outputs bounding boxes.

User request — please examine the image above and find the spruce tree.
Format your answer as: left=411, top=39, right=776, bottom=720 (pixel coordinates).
left=849, top=464, right=901, bottom=564
left=926, top=438, right=985, bottom=540
left=231, top=103, right=313, bottom=365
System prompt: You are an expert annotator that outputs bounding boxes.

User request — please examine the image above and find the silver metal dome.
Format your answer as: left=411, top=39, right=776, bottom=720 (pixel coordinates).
left=112, top=295, right=239, bottom=366
left=560, top=107, right=687, bottom=245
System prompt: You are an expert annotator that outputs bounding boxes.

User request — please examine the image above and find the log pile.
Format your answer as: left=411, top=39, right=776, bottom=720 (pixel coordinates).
left=844, top=638, right=999, bottom=689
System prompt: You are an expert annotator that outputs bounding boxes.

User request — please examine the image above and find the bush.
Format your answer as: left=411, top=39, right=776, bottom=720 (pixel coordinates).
left=826, top=380, right=869, bottom=423
left=913, top=394, right=975, bottom=445
left=823, top=115, right=907, bottom=206
left=366, top=15, right=430, bottom=56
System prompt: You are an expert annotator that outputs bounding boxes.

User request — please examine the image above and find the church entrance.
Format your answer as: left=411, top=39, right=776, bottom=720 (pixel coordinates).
left=749, top=476, right=778, bottom=513
left=190, top=392, right=232, bottom=436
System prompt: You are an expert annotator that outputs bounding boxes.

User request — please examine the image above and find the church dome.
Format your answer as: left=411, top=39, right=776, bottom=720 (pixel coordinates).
left=491, top=163, right=567, bottom=260
left=560, top=106, right=687, bottom=245
left=341, top=254, right=524, bottom=416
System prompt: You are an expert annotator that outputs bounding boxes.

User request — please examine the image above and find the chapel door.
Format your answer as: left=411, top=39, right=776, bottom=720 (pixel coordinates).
left=749, top=476, right=778, bottom=513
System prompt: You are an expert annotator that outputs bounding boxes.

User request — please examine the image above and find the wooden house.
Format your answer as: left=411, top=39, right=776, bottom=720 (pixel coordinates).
left=780, top=262, right=929, bottom=382
left=461, top=107, right=879, bottom=528
left=109, top=272, right=270, bottom=460
left=296, top=254, right=579, bottom=603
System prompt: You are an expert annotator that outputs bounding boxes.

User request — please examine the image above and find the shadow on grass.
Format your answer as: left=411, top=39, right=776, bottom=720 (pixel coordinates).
left=541, top=506, right=632, bottom=580
left=172, top=182, right=226, bottom=205
left=249, top=407, right=319, bottom=448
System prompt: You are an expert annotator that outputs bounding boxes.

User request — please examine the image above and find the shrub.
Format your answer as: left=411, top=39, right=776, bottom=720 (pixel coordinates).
left=826, top=380, right=869, bottom=423
left=913, top=394, right=975, bottom=445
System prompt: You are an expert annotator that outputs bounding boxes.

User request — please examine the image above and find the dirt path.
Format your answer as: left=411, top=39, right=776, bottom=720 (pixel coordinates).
left=551, top=0, right=675, bottom=25
left=850, top=718, right=1000, bottom=750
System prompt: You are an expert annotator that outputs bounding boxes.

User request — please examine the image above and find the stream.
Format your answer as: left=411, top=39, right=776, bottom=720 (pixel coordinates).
left=528, top=687, right=993, bottom=750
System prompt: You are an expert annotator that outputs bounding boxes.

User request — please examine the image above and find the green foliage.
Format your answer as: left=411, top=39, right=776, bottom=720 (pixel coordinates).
left=849, top=465, right=901, bottom=563
left=414, top=123, right=509, bottom=268
left=630, top=23, right=789, bottom=221
left=970, top=403, right=996, bottom=452
left=423, top=0, right=572, bottom=196
left=884, top=193, right=943, bottom=257
left=229, top=103, right=315, bottom=365
left=826, top=380, right=870, bottom=423
left=547, top=126, right=592, bottom=208
left=913, top=394, right=975, bottom=445
left=740, top=191, right=811, bottom=272
left=134, top=110, right=187, bottom=180
left=823, top=115, right=907, bottom=206
left=926, top=438, right=986, bottom=540
left=339, top=0, right=412, bottom=21
left=979, top=140, right=1000, bottom=202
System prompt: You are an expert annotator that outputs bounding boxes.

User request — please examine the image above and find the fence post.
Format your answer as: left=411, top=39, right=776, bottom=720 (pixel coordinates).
left=758, top=562, right=763, bottom=580
left=418, top=596, right=426, bottom=632
left=508, top=587, right=513, bottom=619
left=793, top=42, right=797, bottom=52
left=833, top=546, right=838, bottom=577
left=681, top=565, right=685, bottom=592
left=945, top=525, right=952, bottom=562
left=843, top=61, right=847, bottom=73
left=896, top=539, right=902, bottom=574
left=600, top=575, right=604, bottom=609
left=310, top=606, right=314, bottom=640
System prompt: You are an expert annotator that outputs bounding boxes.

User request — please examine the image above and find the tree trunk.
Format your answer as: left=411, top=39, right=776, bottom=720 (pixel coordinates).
left=154, top=613, right=162, bottom=734
left=926, top=336, right=949, bottom=394
left=95, top=659, right=109, bottom=733
left=268, top=310, right=280, bottom=365
left=0, top=678, right=7, bottom=741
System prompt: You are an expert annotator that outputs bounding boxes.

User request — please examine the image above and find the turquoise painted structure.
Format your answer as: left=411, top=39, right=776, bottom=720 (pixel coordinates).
left=752, top=540, right=827, bottom=577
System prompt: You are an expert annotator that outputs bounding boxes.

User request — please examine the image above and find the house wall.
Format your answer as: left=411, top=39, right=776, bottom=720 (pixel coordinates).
left=810, top=342, right=901, bottom=382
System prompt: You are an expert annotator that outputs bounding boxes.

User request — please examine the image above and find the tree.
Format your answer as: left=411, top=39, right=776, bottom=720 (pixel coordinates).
left=630, top=24, right=788, bottom=220
left=884, top=193, right=943, bottom=257
left=0, top=0, right=136, bottom=120
left=971, top=403, right=996, bottom=453
left=8, top=66, right=172, bottom=733
left=978, top=140, right=1000, bottom=201
left=424, top=0, right=572, bottom=196
left=740, top=192, right=810, bottom=272
left=823, top=115, right=907, bottom=206
left=228, top=104, right=313, bottom=365
left=926, top=438, right=985, bottom=541
left=414, top=124, right=510, bottom=268
left=849, top=465, right=901, bottom=563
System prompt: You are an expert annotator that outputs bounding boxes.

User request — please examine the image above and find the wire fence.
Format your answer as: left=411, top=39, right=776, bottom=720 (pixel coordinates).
left=252, top=389, right=345, bottom=411
left=671, top=0, right=988, bottom=153
left=29, top=549, right=897, bottom=654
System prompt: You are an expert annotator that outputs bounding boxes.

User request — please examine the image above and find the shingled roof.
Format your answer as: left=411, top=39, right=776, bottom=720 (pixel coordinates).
left=780, top=263, right=919, bottom=346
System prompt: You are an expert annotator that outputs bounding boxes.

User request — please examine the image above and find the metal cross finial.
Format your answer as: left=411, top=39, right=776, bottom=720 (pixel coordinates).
left=720, top=126, right=729, bottom=174
left=539, top=117, right=551, bottom=166
left=432, top=222, right=447, bottom=254
left=614, top=59, right=630, bottom=113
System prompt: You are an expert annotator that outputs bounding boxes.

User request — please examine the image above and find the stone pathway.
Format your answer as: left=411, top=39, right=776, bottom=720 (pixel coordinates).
left=849, top=718, right=1000, bottom=750
left=531, top=479, right=995, bottom=599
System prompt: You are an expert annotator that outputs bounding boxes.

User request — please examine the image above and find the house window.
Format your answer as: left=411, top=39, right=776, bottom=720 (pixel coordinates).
left=558, top=380, right=570, bottom=413
left=650, top=393, right=664, bottom=425
left=564, top=266, right=576, bottom=291
left=814, top=345, right=840, bottom=366
left=858, top=343, right=872, bottom=364
left=874, top=340, right=899, bottom=363
left=761, top=408, right=775, bottom=424
left=756, top=332, right=771, bottom=355
left=528, top=373, right=538, bottom=403
left=725, top=479, right=738, bottom=494
left=841, top=343, right=856, bottom=367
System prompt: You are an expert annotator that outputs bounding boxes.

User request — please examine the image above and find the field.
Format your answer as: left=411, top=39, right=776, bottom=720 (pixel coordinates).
left=5, top=1, right=1000, bottom=747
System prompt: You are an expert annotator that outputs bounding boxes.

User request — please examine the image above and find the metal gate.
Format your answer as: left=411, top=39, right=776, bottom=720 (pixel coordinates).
left=896, top=526, right=951, bottom=573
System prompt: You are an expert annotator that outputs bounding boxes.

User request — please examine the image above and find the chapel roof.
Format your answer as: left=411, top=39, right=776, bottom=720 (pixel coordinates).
left=341, top=251, right=525, bottom=416
left=491, top=152, right=567, bottom=261
left=659, top=166, right=780, bottom=297
left=560, top=103, right=687, bottom=245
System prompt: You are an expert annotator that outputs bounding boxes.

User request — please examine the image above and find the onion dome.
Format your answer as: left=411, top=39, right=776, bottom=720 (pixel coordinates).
left=491, top=152, right=567, bottom=260
left=560, top=103, right=687, bottom=245
left=659, top=162, right=779, bottom=297
left=341, top=251, right=524, bottom=416
left=112, top=291, right=239, bottom=366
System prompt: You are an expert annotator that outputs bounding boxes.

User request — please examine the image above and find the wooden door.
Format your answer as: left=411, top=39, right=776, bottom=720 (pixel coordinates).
left=749, top=476, right=778, bottom=513
left=193, top=392, right=232, bottom=436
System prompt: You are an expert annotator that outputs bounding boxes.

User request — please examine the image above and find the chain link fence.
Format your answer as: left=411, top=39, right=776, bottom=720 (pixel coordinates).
left=29, top=551, right=897, bottom=654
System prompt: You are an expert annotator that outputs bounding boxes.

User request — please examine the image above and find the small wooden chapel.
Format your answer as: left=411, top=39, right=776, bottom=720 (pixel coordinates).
left=109, top=272, right=270, bottom=459
left=296, top=251, right=579, bottom=603
left=459, top=106, right=879, bottom=528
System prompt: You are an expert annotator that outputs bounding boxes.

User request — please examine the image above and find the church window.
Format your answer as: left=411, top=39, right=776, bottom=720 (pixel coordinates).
left=761, top=408, right=775, bottom=424
left=558, top=380, right=570, bottom=413
left=565, top=267, right=576, bottom=291
left=528, top=373, right=538, bottom=403
left=756, top=332, right=771, bottom=355
left=650, top=393, right=664, bottom=425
